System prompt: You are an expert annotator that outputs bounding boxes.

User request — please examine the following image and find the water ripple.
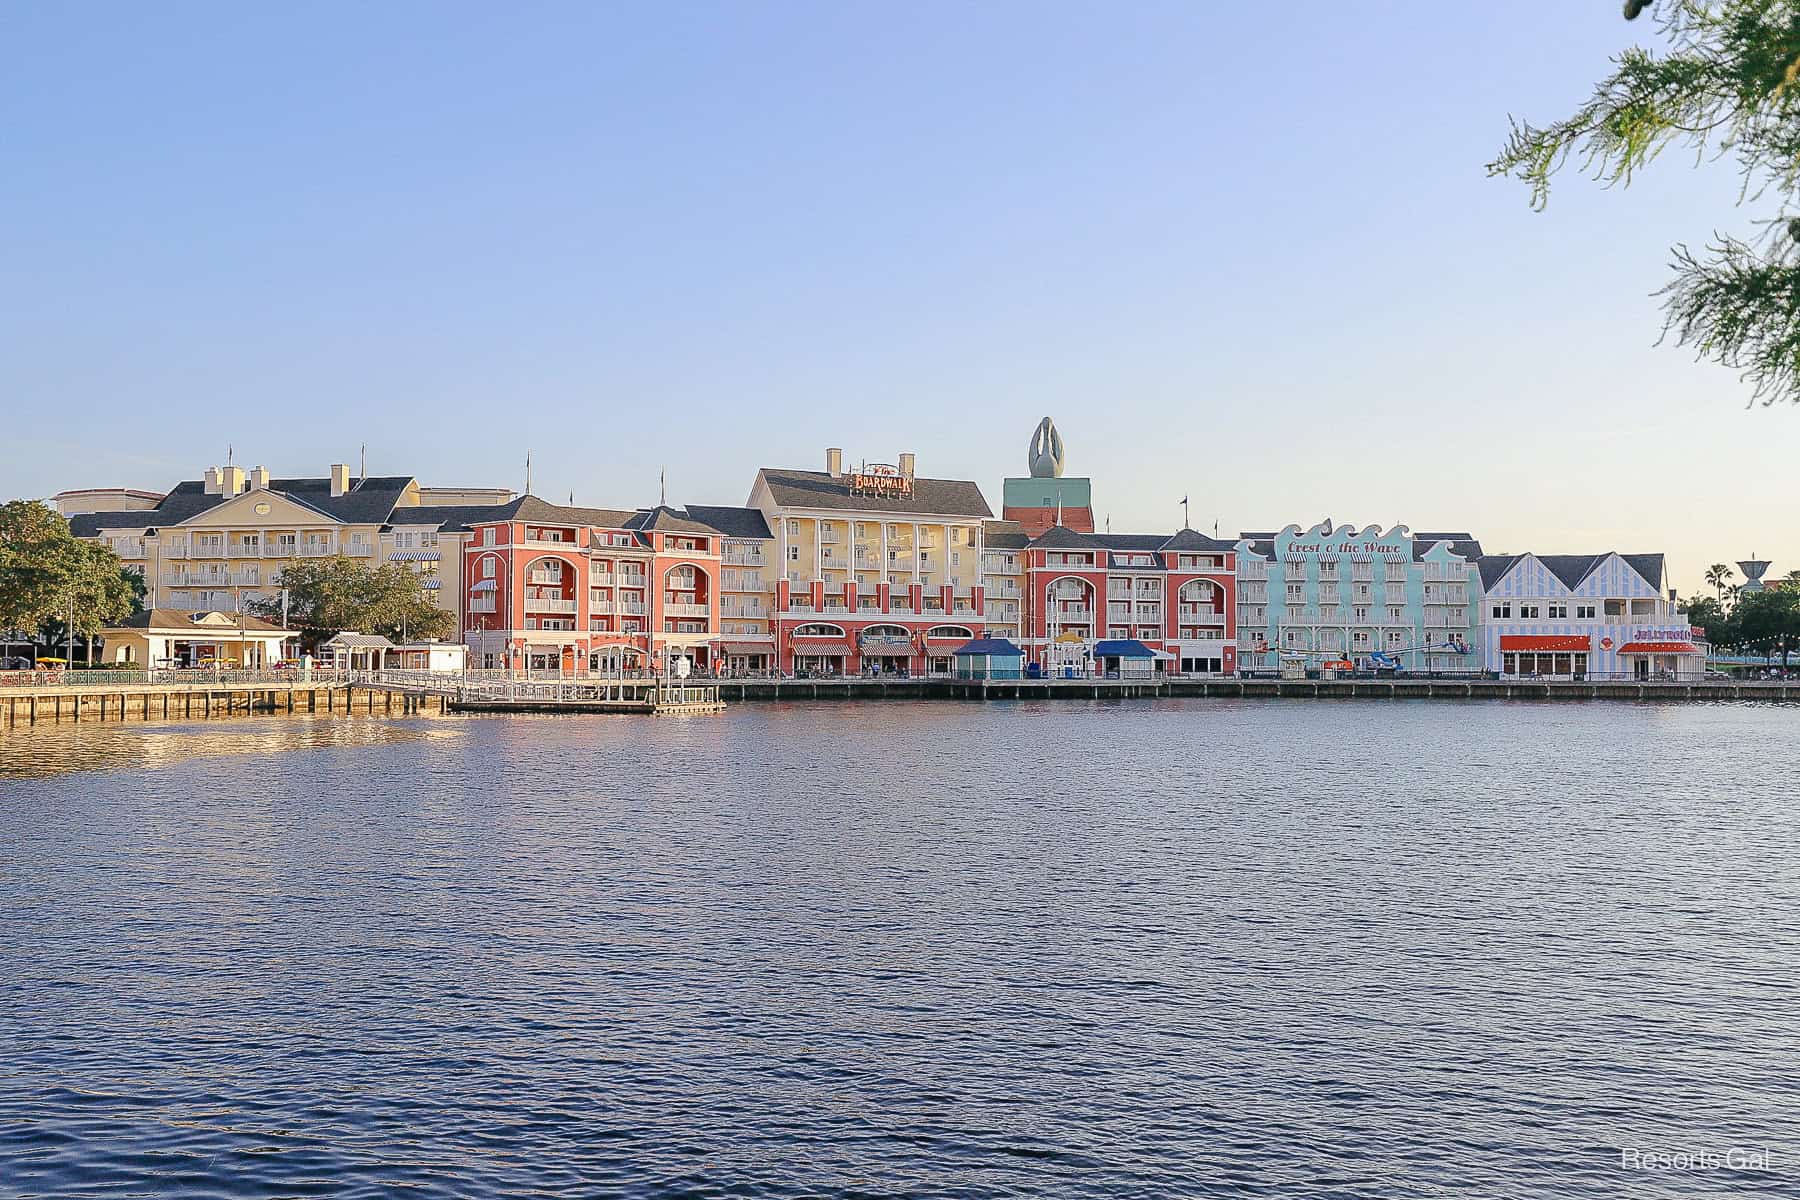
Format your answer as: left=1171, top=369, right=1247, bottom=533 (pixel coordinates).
left=0, top=700, right=1796, bottom=1197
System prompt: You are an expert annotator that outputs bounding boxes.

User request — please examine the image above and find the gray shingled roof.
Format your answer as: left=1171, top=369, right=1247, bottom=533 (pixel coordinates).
left=981, top=519, right=1030, bottom=550
left=1029, top=525, right=1103, bottom=550
left=684, top=505, right=773, bottom=539
left=1160, top=528, right=1237, bottom=552
left=1478, top=554, right=1519, bottom=590
left=68, top=512, right=155, bottom=536
left=1479, top=552, right=1665, bottom=593
left=1412, top=533, right=1484, bottom=561
left=106, top=609, right=288, bottom=633
left=627, top=506, right=720, bottom=535
left=756, top=469, right=992, bottom=518
left=135, top=476, right=418, bottom=527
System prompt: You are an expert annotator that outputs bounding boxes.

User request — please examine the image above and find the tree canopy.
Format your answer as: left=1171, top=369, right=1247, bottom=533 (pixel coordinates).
left=251, top=556, right=454, bottom=649
left=1686, top=585, right=1800, bottom=661
left=0, top=500, right=138, bottom=636
left=1490, top=1, right=1800, bottom=405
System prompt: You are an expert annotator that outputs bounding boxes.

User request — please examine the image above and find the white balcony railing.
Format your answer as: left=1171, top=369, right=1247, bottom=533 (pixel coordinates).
left=664, top=602, right=709, bottom=617
left=344, top=544, right=374, bottom=557
left=527, top=569, right=564, bottom=585
left=589, top=601, right=614, bottom=614
left=525, top=597, right=577, bottom=614
left=299, top=544, right=335, bottom=557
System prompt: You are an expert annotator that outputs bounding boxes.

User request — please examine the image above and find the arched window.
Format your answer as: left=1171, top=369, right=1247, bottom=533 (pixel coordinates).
left=793, top=622, right=846, bottom=637
left=927, top=624, right=974, bottom=640
left=861, top=624, right=910, bottom=638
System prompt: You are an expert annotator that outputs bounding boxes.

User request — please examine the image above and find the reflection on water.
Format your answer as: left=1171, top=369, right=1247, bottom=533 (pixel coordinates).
left=1, top=699, right=1797, bottom=1198
left=0, top=713, right=469, bottom=779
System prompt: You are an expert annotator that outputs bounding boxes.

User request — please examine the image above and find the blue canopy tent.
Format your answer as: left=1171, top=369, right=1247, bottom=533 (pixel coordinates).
left=1093, top=638, right=1157, bottom=679
left=952, top=637, right=1025, bottom=680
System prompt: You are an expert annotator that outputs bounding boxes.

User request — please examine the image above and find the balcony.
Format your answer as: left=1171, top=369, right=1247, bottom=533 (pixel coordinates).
left=111, top=540, right=145, bottom=559
left=299, top=544, right=335, bottom=557
left=723, top=551, right=765, bottom=567
left=1057, top=606, right=1094, bottom=620
left=589, top=601, right=614, bottom=614
left=343, top=544, right=374, bottom=557
left=527, top=568, right=565, bottom=585
left=664, top=602, right=709, bottom=618
left=619, top=602, right=647, bottom=615
left=525, top=597, right=577, bottom=614
left=266, top=544, right=297, bottom=558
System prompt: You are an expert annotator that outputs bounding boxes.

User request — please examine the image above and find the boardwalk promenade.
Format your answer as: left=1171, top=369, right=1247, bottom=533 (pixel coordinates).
left=5, top=669, right=1796, bottom=727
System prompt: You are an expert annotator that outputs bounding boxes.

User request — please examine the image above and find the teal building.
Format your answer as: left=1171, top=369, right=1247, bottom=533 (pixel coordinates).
left=1234, top=519, right=1482, bottom=674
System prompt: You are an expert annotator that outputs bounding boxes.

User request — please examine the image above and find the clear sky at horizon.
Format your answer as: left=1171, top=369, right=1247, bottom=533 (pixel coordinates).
left=2, top=3, right=1791, bottom=596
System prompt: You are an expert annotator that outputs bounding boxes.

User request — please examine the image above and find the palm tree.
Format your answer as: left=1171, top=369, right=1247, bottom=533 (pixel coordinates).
left=1705, top=563, right=1735, bottom=601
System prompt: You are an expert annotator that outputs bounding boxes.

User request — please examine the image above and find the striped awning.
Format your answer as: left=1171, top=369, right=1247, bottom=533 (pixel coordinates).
left=719, top=642, right=773, bottom=656
left=470, top=579, right=498, bottom=592
left=791, top=643, right=851, bottom=657
left=388, top=550, right=441, bottom=562
left=1617, top=641, right=1700, bottom=655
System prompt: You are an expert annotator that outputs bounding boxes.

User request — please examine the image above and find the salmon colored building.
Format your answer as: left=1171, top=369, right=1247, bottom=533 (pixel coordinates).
left=1025, top=526, right=1238, bottom=676
left=445, top=496, right=769, bottom=672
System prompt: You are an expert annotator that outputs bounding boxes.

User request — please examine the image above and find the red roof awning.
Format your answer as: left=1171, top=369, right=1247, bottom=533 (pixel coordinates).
left=1500, top=635, right=1590, bottom=652
left=791, top=642, right=851, bottom=656
left=1616, top=641, right=1700, bottom=655
left=719, top=642, right=773, bottom=655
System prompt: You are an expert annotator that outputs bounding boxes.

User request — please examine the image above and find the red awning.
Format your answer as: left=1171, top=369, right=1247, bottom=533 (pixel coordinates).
left=791, top=642, right=851, bottom=657
left=1616, top=642, right=1700, bottom=655
left=1500, top=635, right=1590, bottom=652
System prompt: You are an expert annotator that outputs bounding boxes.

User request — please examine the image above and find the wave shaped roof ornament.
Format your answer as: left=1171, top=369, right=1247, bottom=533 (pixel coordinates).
left=1028, top=417, right=1065, bottom=478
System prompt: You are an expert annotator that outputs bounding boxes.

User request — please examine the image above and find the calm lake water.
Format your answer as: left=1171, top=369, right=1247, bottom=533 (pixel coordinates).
left=0, top=700, right=1795, bottom=1198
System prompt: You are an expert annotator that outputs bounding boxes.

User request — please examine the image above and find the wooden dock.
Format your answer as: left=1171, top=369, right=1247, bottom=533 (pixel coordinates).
left=1, top=681, right=449, bottom=725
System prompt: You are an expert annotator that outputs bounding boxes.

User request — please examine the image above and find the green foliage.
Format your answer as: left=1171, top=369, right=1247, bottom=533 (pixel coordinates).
left=1490, top=1, right=1800, bottom=405
left=1681, top=594, right=1729, bottom=638
left=0, top=499, right=138, bottom=635
left=251, top=556, right=454, bottom=650
left=1696, top=584, right=1800, bottom=661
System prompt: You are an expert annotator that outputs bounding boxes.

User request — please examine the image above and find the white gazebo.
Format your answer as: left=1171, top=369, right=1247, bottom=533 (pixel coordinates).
left=320, top=632, right=397, bottom=671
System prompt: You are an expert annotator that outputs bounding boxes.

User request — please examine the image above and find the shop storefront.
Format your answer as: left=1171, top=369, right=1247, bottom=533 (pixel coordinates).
left=1500, top=634, right=1590, bottom=679
left=1614, top=627, right=1705, bottom=680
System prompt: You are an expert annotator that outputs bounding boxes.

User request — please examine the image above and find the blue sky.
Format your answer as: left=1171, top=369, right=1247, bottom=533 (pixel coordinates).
left=1, top=3, right=1789, bottom=595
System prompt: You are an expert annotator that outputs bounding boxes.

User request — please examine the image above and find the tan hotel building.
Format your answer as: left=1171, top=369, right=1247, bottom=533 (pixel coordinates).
left=67, top=463, right=510, bottom=622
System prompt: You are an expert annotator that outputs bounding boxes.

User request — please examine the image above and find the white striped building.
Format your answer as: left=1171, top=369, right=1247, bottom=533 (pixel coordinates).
left=1476, top=552, right=1702, bottom=680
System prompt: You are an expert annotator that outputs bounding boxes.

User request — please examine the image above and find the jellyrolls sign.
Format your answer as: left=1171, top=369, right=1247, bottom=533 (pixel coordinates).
left=1632, top=627, right=1696, bottom=643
